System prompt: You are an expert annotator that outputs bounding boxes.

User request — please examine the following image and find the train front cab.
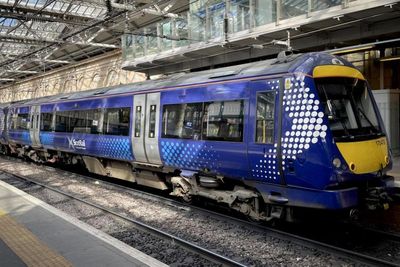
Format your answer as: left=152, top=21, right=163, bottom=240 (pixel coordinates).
left=312, top=65, right=393, bottom=211
left=248, top=63, right=394, bottom=220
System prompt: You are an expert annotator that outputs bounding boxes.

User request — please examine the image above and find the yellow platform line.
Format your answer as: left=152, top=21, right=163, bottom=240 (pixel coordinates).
left=0, top=210, right=72, bottom=267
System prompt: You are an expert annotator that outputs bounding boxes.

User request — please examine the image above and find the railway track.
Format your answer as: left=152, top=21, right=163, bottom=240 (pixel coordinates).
left=0, top=170, right=246, bottom=267
left=1, top=157, right=400, bottom=266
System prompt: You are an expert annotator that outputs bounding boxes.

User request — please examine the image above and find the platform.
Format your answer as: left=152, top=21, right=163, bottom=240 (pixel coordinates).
left=0, top=180, right=167, bottom=267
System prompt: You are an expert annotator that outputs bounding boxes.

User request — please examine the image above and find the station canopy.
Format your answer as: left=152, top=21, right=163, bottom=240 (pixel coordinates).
left=0, top=0, right=186, bottom=85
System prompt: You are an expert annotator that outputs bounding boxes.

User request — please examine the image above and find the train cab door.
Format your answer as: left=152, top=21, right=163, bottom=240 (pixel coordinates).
left=132, top=92, right=162, bottom=165
left=29, top=105, right=41, bottom=148
left=247, top=80, right=282, bottom=183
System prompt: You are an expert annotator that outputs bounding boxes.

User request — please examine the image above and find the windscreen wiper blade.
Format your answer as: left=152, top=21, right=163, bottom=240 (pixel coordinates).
left=357, top=107, right=379, bottom=133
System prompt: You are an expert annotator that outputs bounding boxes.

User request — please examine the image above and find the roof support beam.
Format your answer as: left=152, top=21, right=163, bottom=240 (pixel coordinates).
left=0, top=33, right=119, bottom=48
left=110, top=0, right=179, bottom=18
left=0, top=11, right=93, bottom=26
left=5, top=70, right=38, bottom=74
left=0, top=3, right=102, bottom=22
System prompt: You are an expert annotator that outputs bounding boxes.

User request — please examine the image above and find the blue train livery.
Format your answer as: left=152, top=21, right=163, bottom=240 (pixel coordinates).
left=0, top=52, right=394, bottom=221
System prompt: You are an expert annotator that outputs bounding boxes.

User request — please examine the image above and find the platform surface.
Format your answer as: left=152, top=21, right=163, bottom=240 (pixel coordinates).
left=0, top=180, right=167, bottom=267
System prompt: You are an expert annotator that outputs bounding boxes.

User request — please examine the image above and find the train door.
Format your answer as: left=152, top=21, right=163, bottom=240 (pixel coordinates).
left=132, top=92, right=162, bottom=165
left=132, top=94, right=148, bottom=162
left=247, top=80, right=282, bottom=183
left=144, top=92, right=162, bottom=165
left=29, top=105, right=41, bottom=148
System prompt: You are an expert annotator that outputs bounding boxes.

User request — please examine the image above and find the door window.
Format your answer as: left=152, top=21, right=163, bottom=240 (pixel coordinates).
left=256, top=92, right=275, bottom=143
left=149, top=105, right=156, bottom=138
left=134, top=106, right=142, bottom=137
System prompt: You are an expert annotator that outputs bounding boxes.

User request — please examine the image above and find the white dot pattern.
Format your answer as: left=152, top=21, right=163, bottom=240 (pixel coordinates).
left=281, top=75, right=328, bottom=165
left=251, top=147, right=280, bottom=180
left=161, top=141, right=219, bottom=170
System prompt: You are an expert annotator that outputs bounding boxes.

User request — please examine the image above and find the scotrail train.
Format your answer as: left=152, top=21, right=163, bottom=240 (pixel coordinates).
left=0, top=52, right=394, bottom=221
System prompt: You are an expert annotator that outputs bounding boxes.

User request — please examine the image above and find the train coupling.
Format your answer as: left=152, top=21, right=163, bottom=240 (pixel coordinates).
left=364, top=186, right=392, bottom=211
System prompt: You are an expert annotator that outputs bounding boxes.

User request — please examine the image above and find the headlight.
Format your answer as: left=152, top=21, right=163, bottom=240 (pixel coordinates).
left=332, top=158, right=341, bottom=168
left=384, top=156, right=390, bottom=165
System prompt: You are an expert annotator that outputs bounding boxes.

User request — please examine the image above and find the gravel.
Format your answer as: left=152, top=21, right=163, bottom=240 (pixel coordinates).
left=0, top=158, right=360, bottom=266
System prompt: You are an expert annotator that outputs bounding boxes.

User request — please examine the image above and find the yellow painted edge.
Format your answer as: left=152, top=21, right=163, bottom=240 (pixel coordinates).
left=313, top=65, right=365, bottom=80
left=0, top=208, right=72, bottom=267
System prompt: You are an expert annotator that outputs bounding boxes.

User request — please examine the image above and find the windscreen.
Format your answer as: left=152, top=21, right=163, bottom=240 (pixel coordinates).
left=315, top=77, right=383, bottom=141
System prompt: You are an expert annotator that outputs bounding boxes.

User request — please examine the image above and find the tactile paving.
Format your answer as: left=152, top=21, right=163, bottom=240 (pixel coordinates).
left=0, top=210, right=72, bottom=267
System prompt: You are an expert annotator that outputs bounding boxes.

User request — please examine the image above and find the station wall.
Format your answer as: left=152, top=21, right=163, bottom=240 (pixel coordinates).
left=0, top=51, right=146, bottom=103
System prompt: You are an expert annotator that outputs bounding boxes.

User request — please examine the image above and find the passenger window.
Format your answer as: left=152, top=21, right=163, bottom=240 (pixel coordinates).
left=103, top=107, right=130, bottom=136
left=87, top=109, right=101, bottom=134
left=40, top=113, right=54, bottom=131
left=71, top=110, right=87, bottom=133
left=16, top=113, right=29, bottom=130
left=202, top=100, right=244, bottom=142
left=149, top=105, right=156, bottom=138
left=54, top=109, right=101, bottom=133
left=162, top=103, right=203, bottom=140
left=134, top=106, right=141, bottom=137
left=256, top=92, right=275, bottom=143
left=55, top=111, right=73, bottom=132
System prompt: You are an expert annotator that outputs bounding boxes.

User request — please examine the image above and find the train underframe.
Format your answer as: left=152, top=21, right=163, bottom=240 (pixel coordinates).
left=1, top=143, right=395, bottom=222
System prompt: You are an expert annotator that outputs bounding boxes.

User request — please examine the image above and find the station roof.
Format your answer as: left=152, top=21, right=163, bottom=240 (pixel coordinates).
left=0, top=0, right=188, bottom=86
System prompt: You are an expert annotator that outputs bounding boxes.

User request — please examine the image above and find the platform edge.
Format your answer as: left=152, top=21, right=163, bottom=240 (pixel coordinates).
left=0, top=179, right=168, bottom=267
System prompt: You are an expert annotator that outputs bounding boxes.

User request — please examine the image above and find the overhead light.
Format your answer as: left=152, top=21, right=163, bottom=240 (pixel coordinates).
left=0, top=78, right=15, bottom=81
left=330, top=45, right=374, bottom=55
left=379, top=56, right=400, bottom=62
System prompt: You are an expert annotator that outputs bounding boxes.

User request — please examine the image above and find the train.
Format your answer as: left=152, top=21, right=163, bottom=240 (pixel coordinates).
left=0, top=52, right=394, bottom=221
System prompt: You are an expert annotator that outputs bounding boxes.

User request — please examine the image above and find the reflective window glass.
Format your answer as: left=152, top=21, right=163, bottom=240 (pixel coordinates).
left=203, top=100, right=244, bottom=142
left=162, top=103, right=203, bottom=140
left=103, top=107, right=130, bottom=136
left=256, top=92, right=275, bottom=143
left=40, top=113, right=53, bottom=131
left=16, top=113, right=29, bottom=130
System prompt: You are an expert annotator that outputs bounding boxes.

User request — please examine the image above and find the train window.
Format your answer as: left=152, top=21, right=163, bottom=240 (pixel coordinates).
left=40, top=113, right=53, bottom=131
left=256, top=92, right=275, bottom=143
left=149, top=105, right=156, bottom=138
left=103, top=107, right=130, bottom=136
left=71, top=110, right=88, bottom=133
left=162, top=103, right=203, bottom=140
left=55, top=109, right=101, bottom=133
left=16, top=113, right=29, bottom=130
left=134, top=106, right=142, bottom=137
left=87, top=109, right=101, bottom=134
left=202, top=100, right=244, bottom=142
left=55, top=111, right=73, bottom=132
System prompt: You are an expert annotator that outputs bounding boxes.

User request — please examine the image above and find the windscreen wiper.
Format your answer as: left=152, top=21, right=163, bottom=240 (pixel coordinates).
left=358, top=107, right=379, bottom=134
left=319, top=84, right=351, bottom=137
left=330, top=99, right=351, bottom=137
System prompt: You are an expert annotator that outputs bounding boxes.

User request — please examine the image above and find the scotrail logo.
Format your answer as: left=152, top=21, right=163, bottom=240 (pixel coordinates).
left=68, top=137, right=86, bottom=150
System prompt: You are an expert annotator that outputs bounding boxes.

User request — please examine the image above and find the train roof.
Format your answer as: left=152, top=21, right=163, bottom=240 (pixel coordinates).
left=12, top=52, right=352, bottom=107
